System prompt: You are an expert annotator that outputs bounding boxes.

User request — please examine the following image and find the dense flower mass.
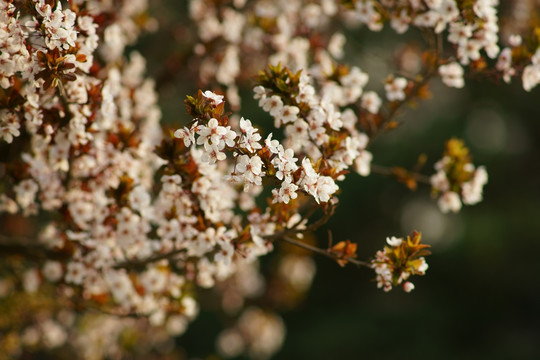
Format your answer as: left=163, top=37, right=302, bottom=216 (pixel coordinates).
left=0, top=0, right=538, bottom=358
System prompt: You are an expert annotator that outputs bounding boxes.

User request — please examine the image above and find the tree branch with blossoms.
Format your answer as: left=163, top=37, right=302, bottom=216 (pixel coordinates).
left=1, top=0, right=539, bottom=358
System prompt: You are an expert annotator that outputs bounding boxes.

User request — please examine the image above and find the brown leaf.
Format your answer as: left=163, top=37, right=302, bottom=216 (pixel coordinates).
left=330, top=240, right=357, bottom=267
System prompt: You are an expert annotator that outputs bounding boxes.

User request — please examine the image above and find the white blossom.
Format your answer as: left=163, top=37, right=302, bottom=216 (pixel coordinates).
left=439, top=62, right=465, bottom=88
left=438, top=191, right=462, bottom=213
left=202, top=90, right=224, bottom=105
left=385, top=77, right=408, bottom=101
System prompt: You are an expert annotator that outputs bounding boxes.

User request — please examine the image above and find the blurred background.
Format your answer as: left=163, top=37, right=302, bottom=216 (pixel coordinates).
left=136, top=1, right=540, bottom=359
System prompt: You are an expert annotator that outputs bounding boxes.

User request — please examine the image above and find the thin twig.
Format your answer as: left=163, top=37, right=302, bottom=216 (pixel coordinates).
left=281, top=235, right=371, bottom=268
left=264, top=199, right=328, bottom=241
left=369, top=31, right=441, bottom=144
left=370, top=164, right=431, bottom=184
left=113, top=248, right=188, bottom=270
left=0, top=234, right=66, bottom=262
left=57, top=81, right=74, bottom=122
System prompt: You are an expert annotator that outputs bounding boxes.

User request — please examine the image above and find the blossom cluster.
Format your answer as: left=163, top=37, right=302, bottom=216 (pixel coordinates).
left=371, top=231, right=430, bottom=292
left=430, top=139, right=488, bottom=213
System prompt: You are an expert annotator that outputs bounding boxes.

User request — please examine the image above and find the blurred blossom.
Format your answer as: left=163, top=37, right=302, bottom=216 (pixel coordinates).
left=41, top=320, right=67, bottom=348
left=217, top=328, right=245, bottom=358
left=278, top=254, right=316, bottom=292
left=166, top=315, right=188, bottom=336
left=21, top=326, right=40, bottom=347
left=218, top=307, right=286, bottom=360
left=23, top=268, right=40, bottom=293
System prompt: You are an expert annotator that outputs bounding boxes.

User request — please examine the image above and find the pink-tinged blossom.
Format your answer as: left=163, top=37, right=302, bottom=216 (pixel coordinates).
left=277, top=105, right=300, bottom=126
left=448, top=22, right=474, bottom=46
left=238, top=117, right=262, bottom=153
left=496, top=48, right=515, bottom=83
left=296, top=83, right=316, bottom=105
left=298, top=158, right=338, bottom=204
left=457, top=39, right=482, bottom=65
left=403, top=281, right=415, bottom=292
left=372, top=254, right=393, bottom=292
left=235, top=154, right=265, bottom=190
left=272, top=178, right=298, bottom=204
left=65, top=262, right=86, bottom=285
left=197, top=118, right=229, bottom=150
left=161, top=174, right=182, bottom=194
left=261, top=95, right=283, bottom=117
left=273, top=148, right=298, bottom=181
left=264, top=133, right=280, bottom=154
left=0, top=111, right=20, bottom=143
left=174, top=122, right=198, bottom=147
left=439, top=1, right=459, bottom=22
left=200, top=142, right=226, bottom=163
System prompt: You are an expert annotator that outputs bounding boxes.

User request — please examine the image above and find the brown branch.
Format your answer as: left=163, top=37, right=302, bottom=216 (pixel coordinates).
left=302, top=201, right=337, bottom=233
left=0, top=200, right=357, bottom=273
left=56, top=81, right=74, bottom=122
left=370, top=164, right=431, bottom=184
left=264, top=199, right=330, bottom=241
left=369, top=31, right=441, bottom=144
left=0, top=233, right=188, bottom=271
left=113, top=248, right=188, bottom=270
left=0, top=235, right=66, bottom=262
left=85, top=302, right=146, bottom=319
left=281, top=235, right=371, bottom=268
